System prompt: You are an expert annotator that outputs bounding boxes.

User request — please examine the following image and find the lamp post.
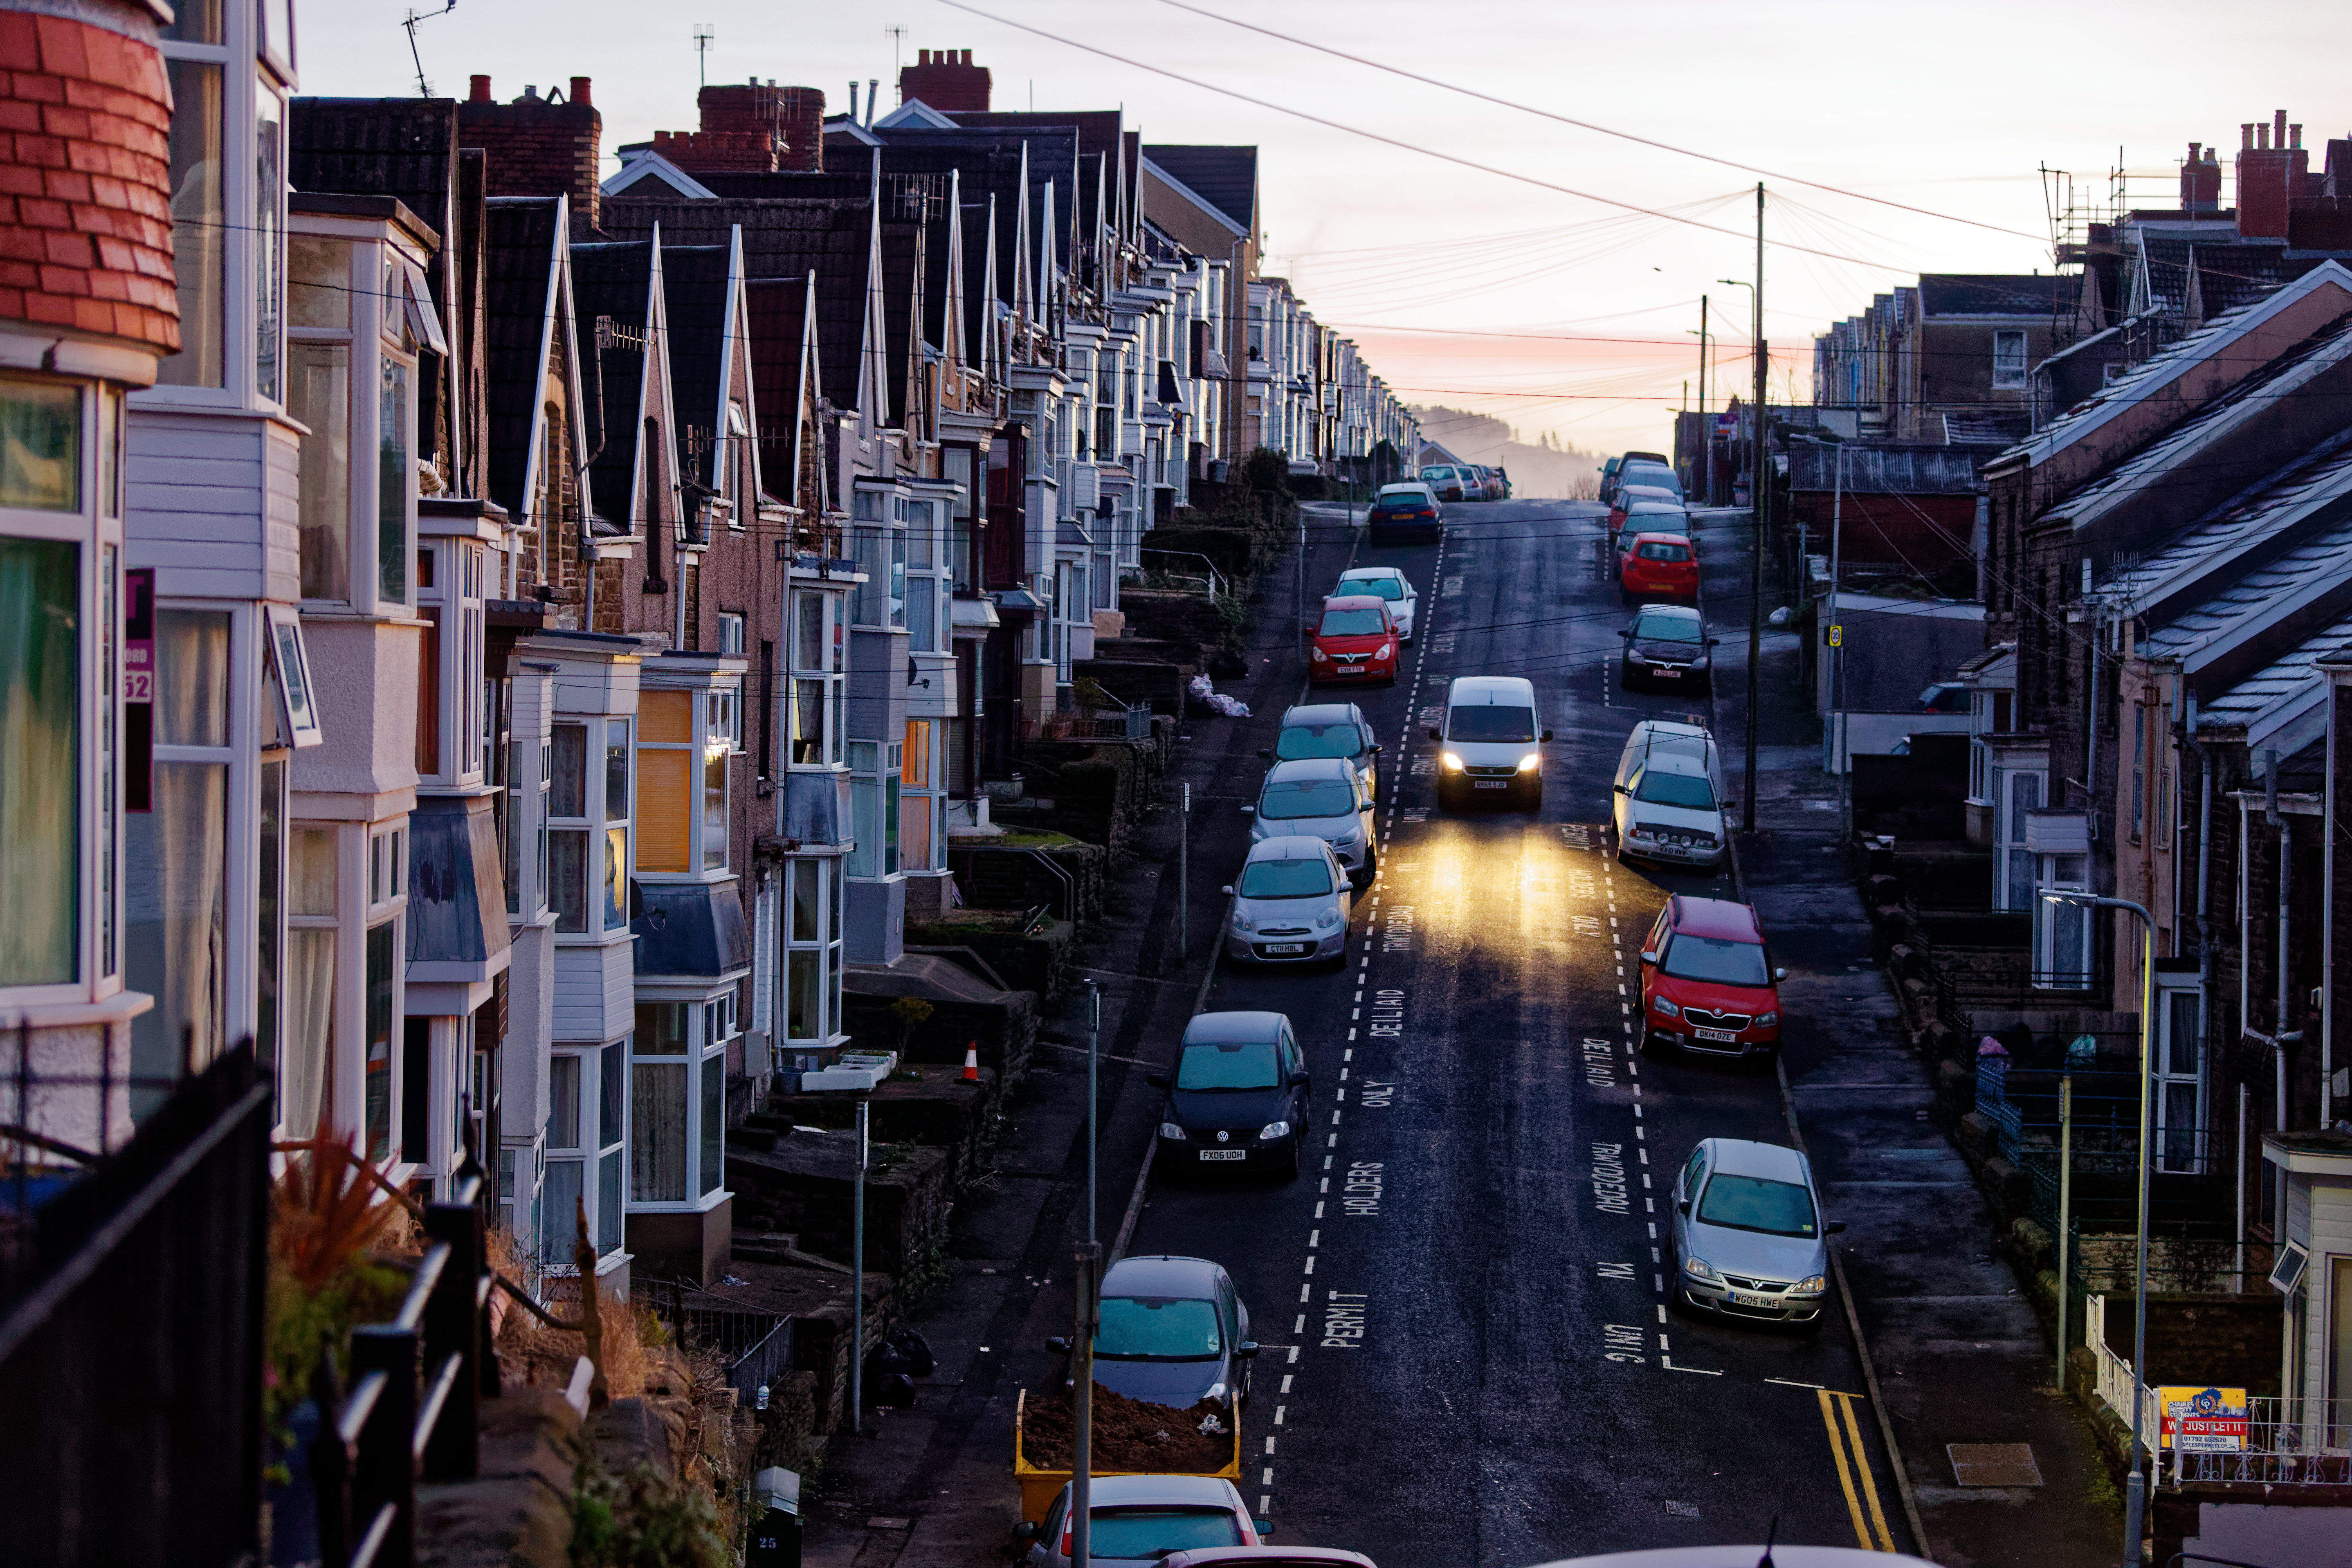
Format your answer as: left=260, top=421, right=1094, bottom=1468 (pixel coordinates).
left=1812, top=431, right=1849, bottom=842
left=1719, top=274, right=1763, bottom=835
left=2042, top=890, right=2156, bottom=1565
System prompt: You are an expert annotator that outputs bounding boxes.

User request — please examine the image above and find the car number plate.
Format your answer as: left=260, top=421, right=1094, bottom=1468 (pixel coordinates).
left=1335, top=667, right=1365, bottom=676
left=1655, top=667, right=1681, bottom=678
left=1694, top=1026, right=1739, bottom=1042
left=1199, top=1149, right=1247, bottom=1162
left=1473, top=780, right=1508, bottom=789
left=1262, top=942, right=1307, bottom=955
left=1730, top=1291, right=1777, bottom=1308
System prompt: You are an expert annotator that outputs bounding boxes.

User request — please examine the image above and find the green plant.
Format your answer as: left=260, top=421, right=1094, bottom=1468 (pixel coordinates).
left=569, top=1456, right=732, bottom=1568
left=887, top=995, right=935, bottom=1054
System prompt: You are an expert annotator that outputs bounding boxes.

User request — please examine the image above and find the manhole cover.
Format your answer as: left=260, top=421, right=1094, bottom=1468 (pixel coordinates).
left=1947, top=1443, right=2042, bottom=1487
left=1665, top=1501, right=1701, bottom=1519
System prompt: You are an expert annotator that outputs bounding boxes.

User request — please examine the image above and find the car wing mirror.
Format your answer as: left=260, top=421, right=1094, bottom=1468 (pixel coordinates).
left=1618, top=628, right=1633, bottom=638
left=1045, top=1336, right=1073, bottom=1354
left=1426, top=726, right=1442, bottom=741
left=1614, top=783, right=1629, bottom=794
left=1240, top=804, right=1256, bottom=815
left=1148, top=1072, right=1170, bottom=1090
left=1640, top=950, right=1659, bottom=964
left=1707, top=637, right=1722, bottom=646
left=1369, top=743, right=1384, bottom=755
left=1290, top=1070, right=1310, bottom=1086
left=1541, top=729, right=1555, bottom=743
left=1677, top=1199, right=1692, bottom=1215
left=1774, top=967, right=1788, bottom=981
left=1827, top=1221, right=1848, bottom=1234
left=1220, top=884, right=1234, bottom=897
left=1011, top=1522, right=1039, bottom=1543
left=1256, top=747, right=1272, bottom=759
left=1254, top=1519, right=1276, bottom=1541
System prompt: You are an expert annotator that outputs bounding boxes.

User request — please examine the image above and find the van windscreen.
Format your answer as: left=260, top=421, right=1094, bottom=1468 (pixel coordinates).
left=1448, top=704, right=1535, bottom=743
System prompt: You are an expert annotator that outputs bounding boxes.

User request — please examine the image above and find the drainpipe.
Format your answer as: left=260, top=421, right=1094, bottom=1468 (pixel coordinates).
left=2192, top=693, right=2211, bottom=959
left=2268, top=751, right=2291, bottom=1145
left=2084, top=570, right=2101, bottom=839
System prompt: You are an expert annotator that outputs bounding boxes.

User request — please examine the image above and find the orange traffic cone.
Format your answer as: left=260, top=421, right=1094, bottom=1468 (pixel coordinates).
left=961, top=1042, right=981, bottom=1082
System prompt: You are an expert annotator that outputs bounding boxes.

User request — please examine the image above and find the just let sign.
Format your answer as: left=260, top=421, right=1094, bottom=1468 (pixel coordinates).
left=2157, top=1386, right=2248, bottom=1452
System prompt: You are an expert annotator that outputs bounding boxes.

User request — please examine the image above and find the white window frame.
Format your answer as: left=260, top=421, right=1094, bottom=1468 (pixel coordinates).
left=1992, top=329, right=2029, bottom=391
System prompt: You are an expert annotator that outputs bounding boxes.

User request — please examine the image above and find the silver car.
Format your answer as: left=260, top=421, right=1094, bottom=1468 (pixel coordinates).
left=1019, top=1474, right=1268, bottom=1567
left=1246, top=757, right=1375, bottom=888
left=1669, top=1137, right=1843, bottom=1329
left=1223, top=836, right=1350, bottom=966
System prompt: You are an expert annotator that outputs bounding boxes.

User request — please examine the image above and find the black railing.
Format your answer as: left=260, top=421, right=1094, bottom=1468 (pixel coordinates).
left=636, top=1276, right=793, bottom=1403
left=310, top=1169, right=498, bottom=1568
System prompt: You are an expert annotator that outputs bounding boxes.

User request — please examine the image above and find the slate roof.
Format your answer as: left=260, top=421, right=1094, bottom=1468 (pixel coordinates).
left=483, top=196, right=564, bottom=521
left=2197, top=607, right=2352, bottom=741
left=2103, top=432, right=2352, bottom=627
left=659, top=243, right=733, bottom=482
left=1140, top=145, right=1256, bottom=233
left=745, top=275, right=811, bottom=497
left=1786, top=443, right=1986, bottom=494
left=2189, top=245, right=2323, bottom=321
left=2139, top=485, right=2352, bottom=677
left=1918, top=273, right=2075, bottom=317
left=288, top=97, right=457, bottom=245
left=568, top=238, right=656, bottom=526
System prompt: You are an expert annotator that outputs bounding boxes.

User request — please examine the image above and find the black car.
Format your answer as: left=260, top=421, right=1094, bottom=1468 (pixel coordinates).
left=1619, top=603, right=1717, bottom=692
left=1368, top=484, right=1444, bottom=544
left=1150, top=1011, right=1311, bottom=1179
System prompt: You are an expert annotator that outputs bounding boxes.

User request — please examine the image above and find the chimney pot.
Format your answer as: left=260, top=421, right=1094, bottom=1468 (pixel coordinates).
left=2291, top=123, right=2303, bottom=148
left=919, top=49, right=930, bottom=65
left=960, top=49, right=971, bottom=64
left=848, top=81, right=859, bottom=121
left=521, top=84, right=539, bottom=102
left=2188, top=141, right=2201, bottom=161
left=2244, top=123, right=2257, bottom=149
left=469, top=73, right=492, bottom=103
left=570, top=76, right=592, bottom=107
left=2276, top=109, right=2289, bottom=144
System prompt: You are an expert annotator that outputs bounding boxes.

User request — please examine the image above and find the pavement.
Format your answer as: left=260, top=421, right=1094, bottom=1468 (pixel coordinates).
left=800, top=496, right=2120, bottom=1568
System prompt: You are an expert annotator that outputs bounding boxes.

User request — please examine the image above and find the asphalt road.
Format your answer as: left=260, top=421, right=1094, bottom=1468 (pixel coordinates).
left=1121, top=496, right=1914, bottom=1564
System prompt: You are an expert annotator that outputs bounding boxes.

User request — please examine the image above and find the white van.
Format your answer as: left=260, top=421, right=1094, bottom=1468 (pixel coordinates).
left=1429, top=675, right=1551, bottom=809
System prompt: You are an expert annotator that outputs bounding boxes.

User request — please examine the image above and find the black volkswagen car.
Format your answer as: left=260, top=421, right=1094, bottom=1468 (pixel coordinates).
left=1619, top=602, right=1717, bottom=692
left=1150, top=1011, right=1310, bottom=1179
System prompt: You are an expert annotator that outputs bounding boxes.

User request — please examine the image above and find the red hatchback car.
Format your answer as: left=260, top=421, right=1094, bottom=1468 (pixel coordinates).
left=1639, top=895, right=1786, bottom=1063
left=1620, top=531, right=1698, bottom=604
left=1310, top=595, right=1399, bottom=685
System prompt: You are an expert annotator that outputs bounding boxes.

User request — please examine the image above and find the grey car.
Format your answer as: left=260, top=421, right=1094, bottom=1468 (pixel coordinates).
left=1669, top=1137, right=1843, bottom=1329
left=1223, top=837, right=1350, bottom=968
left=1019, top=1474, right=1267, bottom=1566
left=1049, top=1254, right=1258, bottom=1408
left=1262, top=701, right=1380, bottom=801
left=1247, top=757, right=1375, bottom=888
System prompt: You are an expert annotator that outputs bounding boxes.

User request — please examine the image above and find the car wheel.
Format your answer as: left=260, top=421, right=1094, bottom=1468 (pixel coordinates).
left=1281, top=1143, right=1301, bottom=1181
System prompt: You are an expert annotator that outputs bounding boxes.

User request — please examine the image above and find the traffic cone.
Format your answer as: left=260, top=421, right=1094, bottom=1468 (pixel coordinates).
left=961, top=1042, right=981, bottom=1082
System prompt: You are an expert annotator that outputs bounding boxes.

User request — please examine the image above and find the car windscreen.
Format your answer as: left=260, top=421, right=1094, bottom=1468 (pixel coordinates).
left=1089, top=1507, right=1246, bottom=1555
left=1696, top=1174, right=1818, bottom=1236
left=1660, top=932, right=1770, bottom=986
left=1095, top=1296, right=1224, bottom=1358
left=1275, top=722, right=1366, bottom=762
left=1258, top=778, right=1357, bottom=820
left=1635, top=770, right=1716, bottom=810
left=1318, top=606, right=1388, bottom=637
left=1238, top=857, right=1334, bottom=899
left=1637, top=541, right=1691, bottom=562
left=1634, top=614, right=1702, bottom=642
left=1447, top=704, right=1536, bottom=743
left=1177, top=1038, right=1283, bottom=1090
left=1623, top=465, right=1680, bottom=489
left=1339, top=575, right=1406, bottom=600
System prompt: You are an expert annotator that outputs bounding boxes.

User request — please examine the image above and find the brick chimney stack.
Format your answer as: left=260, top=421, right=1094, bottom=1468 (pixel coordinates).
left=643, top=79, right=828, bottom=175
left=2181, top=142, right=2222, bottom=212
left=2236, top=106, right=2311, bottom=240
left=899, top=47, right=990, bottom=113
left=458, top=74, right=605, bottom=233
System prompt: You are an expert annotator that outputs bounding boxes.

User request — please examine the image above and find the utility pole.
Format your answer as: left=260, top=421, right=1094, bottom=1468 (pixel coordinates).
left=1743, top=181, right=1766, bottom=836
left=847, top=1097, right=867, bottom=1435
left=1085, top=978, right=1101, bottom=1245
left=1071, top=1239, right=1101, bottom=1568
left=1828, top=437, right=1848, bottom=842
left=1696, top=294, right=1709, bottom=503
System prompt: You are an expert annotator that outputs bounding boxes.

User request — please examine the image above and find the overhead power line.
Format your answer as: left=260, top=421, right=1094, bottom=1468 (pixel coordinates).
left=1153, top=0, right=2049, bottom=247
left=936, top=0, right=1939, bottom=272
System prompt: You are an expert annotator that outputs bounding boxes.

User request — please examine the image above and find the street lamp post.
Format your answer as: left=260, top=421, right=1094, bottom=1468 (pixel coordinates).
left=2042, top=890, right=2157, bottom=1565
left=1719, top=272, right=1763, bottom=835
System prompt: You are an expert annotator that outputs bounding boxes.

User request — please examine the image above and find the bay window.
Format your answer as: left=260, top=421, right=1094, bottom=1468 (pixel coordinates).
left=783, top=857, right=842, bottom=1049
left=628, top=989, right=736, bottom=1213
left=789, top=588, right=843, bottom=766
left=539, top=1042, right=625, bottom=1266
left=847, top=740, right=901, bottom=879
left=636, top=682, right=735, bottom=876
left=0, top=535, right=79, bottom=985
left=157, top=52, right=226, bottom=389
left=549, top=721, right=590, bottom=932
left=850, top=486, right=907, bottom=629
left=282, top=825, right=335, bottom=1139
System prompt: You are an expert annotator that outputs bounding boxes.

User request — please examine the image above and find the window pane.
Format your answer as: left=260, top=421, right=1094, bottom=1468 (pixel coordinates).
left=908, top=575, right=936, bottom=652
left=290, top=341, right=350, bottom=598
left=255, top=88, right=283, bottom=403
left=547, top=1054, right=581, bottom=1148
left=548, top=828, right=588, bottom=932
left=282, top=926, right=333, bottom=1138
left=154, top=610, right=230, bottom=746
left=378, top=357, right=409, bottom=601
left=787, top=948, right=820, bottom=1041
left=884, top=771, right=900, bottom=874
left=703, top=741, right=728, bottom=869
left=636, top=748, right=691, bottom=873
left=597, top=1148, right=622, bottom=1253
left=539, top=1157, right=584, bottom=1266
left=127, top=761, right=227, bottom=1101
left=0, top=377, right=81, bottom=511
left=606, top=722, right=630, bottom=820
left=631, top=1062, right=688, bottom=1202
left=791, top=859, right=819, bottom=941
left=550, top=723, right=586, bottom=816
left=258, top=758, right=282, bottom=1074
left=364, top=921, right=395, bottom=1161
left=635, top=1001, right=688, bottom=1054
left=0, top=538, right=78, bottom=984
left=291, top=826, right=337, bottom=916
left=848, top=777, right=878, bottom=878
left=289, top=236, right=349, bottom=330
left=700, top=1053, right=724, bottom=1196
left=600, top=1040, right=625, bottom=1148
left=2166, top=991, right=2201, bottom=1078
left=795, top=589, right=824, bottom=672
left=603, top=827, right=627, bottom=930
left=161, top=0, right=222, bottom=41
left=158, top=61, right=225, bottom=389
left=901, top=784, right=932, bottom=872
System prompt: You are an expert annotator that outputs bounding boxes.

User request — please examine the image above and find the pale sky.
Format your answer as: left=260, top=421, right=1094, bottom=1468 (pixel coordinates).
left=303, top=0, right=2352, bottom=454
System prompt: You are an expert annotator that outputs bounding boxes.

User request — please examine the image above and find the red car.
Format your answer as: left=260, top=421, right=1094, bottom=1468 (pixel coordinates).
left=1639, top=895, right=1786, bottom=1063
left=1620, top=531, right=1698, bottom=604
left=1310, top=594, right=1399, bottom=685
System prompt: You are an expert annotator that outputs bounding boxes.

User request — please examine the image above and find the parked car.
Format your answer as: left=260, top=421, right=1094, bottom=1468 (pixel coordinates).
left=1367, top=482, right=1443, bottom=544
left=1047, top=1255, right=1258, bottom=1409
left=1612, top=743, right=1725, bottom=870
left=1309, top=594, right=1400, bottom=685
left=1474, top=465, right=1501, bottom=499
left=1608, top=484, right=1683, bottom=529
left=1638, top=894, right=1787, bottom=1062
left=1669, top=1137, right=1840, bottom=1330
left=1622, top=449, right=1670, bottom=467
left=1619, top=603, right=1717, bottom=692
left=1619, top=532, right=1698, bottom=603
left=1220, top=837, right=1351, bottom=970
left=1263, top=702, right=1379, bottom=801
left=1599, top=456, right=1624, bottom=505
left=1152, top=1010, right=1314, bottom=1172
left=1330, top=565, right=1417, bottom=641
left=1493, top=466, right=1512, bottom=499
left=1164, top=1552, right=1376, bottom=1568
left=1419, top=464, right=1469, bottom=502
left=1020, top=1475, right=1268, bottom=1568
left=1247, top=757, right=1375, bottom=887
left=1430, top=674, right=1550, bottom=810
left=1619, top=458, right=1682, bottom=497
left=1614, top=503, right=1690, bottom=558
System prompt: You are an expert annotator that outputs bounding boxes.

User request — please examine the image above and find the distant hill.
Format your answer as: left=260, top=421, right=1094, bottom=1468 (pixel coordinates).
left=1410, top=405, right=1601, bottom=500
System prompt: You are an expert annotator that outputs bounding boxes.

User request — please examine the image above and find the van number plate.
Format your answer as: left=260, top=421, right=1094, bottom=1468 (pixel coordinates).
left=1199, top=1150, right=1246, bottom=1162
left=1694, top=1027, right=1739, bottom=1042
left=1473, top=780, right=1508, bottom=790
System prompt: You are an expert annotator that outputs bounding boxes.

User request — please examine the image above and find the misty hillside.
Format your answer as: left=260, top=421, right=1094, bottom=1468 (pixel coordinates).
left=1409, top=405, right=1602, bottom=499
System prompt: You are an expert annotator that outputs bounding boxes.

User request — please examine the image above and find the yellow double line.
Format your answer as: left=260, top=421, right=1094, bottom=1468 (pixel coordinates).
left=1818, top=1388, right=1896, bottom=1551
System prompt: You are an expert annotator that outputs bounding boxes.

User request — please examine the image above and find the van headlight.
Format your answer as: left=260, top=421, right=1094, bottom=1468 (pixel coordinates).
left=1440, top=752, right=1464, bottom=772
left=1517, top=752, right=1541, bottom=773
left=1159, top=1122, right=1188, bottom=1141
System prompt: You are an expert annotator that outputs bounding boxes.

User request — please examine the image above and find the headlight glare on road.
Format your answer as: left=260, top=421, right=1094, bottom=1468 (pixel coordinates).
left=1683, top=1255, right=1719, bottom=1281
left=1754, top=1010, right=1780, bottom=1027
left=1257, top=1121, right=1290, bottom=1141
left=1440, top=752, right=1465, bottom=772
left=1653, top=997, right=1681, bottom=1018
left=1160, top=1122, right=1188, bottom=1141
left=1517, top=752, right=1540, bottom=773
left=1791, top=1275, right=1828, bottom=1296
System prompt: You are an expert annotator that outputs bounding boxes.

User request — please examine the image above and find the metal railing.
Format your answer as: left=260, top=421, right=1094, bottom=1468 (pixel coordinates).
left=636, top=1278, right=793, bottom=1404
left=311, top=1169, right=498, bottom=1568
left=2085, top=1294, right=2162, bottom=1444
left=2175, top=1398, right=2352, bottom=1485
